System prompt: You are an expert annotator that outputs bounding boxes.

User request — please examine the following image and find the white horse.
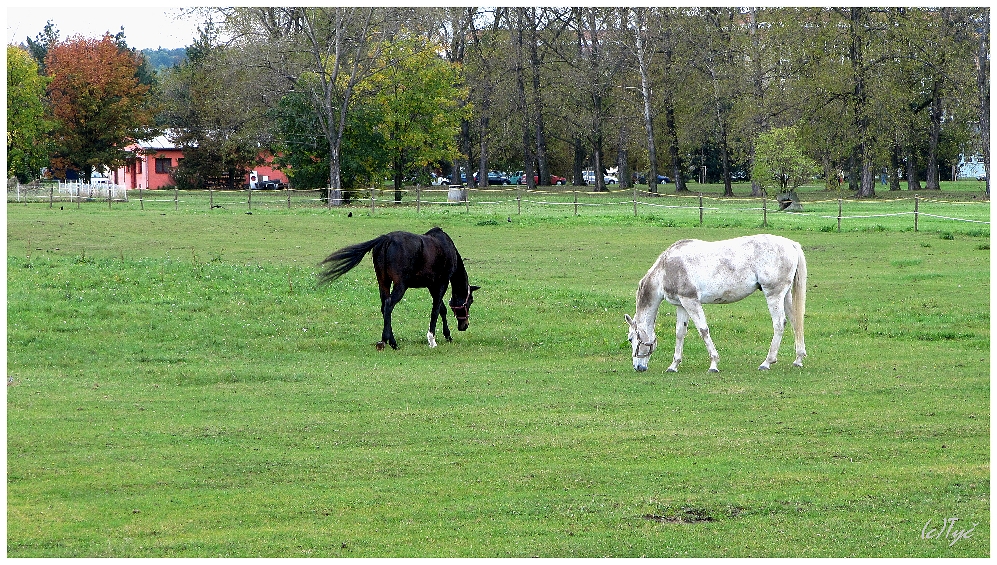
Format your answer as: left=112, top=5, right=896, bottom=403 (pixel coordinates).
left=625, top=234, right=807, bottom=372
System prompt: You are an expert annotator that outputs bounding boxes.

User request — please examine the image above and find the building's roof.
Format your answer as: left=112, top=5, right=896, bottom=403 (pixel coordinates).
left=133, top=133, right=179, bottom=150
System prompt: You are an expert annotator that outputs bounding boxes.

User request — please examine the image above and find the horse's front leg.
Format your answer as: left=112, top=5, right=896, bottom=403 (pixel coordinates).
left=679, top=298, right=720, bottom=372
left=426, top=290, right=445, bottom=348
left=667, top=306, right=689, bottom=372
left=438, top=298, right=452, bottom=342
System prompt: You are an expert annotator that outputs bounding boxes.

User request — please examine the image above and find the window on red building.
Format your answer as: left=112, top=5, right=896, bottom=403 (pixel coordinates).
left=155, top=158, right=173, bottom=174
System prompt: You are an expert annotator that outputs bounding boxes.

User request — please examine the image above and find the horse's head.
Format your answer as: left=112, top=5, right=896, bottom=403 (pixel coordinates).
left=450, top=285, right=480, bottom=331
left=625, top=314, right=656, bottom=372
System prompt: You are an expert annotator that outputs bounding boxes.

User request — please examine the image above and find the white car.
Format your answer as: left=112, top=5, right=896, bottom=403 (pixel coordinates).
left=581, top=170, right=618, bottom=185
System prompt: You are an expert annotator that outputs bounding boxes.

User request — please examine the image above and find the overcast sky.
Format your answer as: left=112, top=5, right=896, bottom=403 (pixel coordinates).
left=7, top=6, right=206, bottom=50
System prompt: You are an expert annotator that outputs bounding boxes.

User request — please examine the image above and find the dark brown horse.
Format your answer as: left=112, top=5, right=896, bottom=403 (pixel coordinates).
left=318, top=227, right=479, bottom=350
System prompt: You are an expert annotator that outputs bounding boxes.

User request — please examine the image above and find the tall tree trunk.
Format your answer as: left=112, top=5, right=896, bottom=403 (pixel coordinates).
left=906, top=149, right=922, bottom=190
left=666, top=99, right=686, bottom=192
left=977, top=10, right=990, bottom=198
left=514, top=9, right=536, bottom=189
left=477, top=118, right=488, bottom=189
left=527, top=8, right=550, bottom=186
left=925, top=82, right=942, bottom=189
left=618, top=123, right=632, bottom=189
left=585, top=8, right=606, bottom=193
left=572, top=135, right=585, bottom=187
left=455, top=118, right=471, bottom=185
left=747, top=8, right=766, bottom=198
left=634, top=8, right=659, bottom=193
left=849, top=8, right=876, bottom=197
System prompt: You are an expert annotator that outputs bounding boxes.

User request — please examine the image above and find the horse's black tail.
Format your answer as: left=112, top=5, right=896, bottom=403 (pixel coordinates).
left=318, top=236, right=386, bottom=285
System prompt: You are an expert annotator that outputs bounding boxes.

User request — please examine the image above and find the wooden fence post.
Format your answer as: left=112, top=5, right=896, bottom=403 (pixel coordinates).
left=140, top=187, right=144, bottom=210
left=417, top=184, right=421, bottom=213
left=837, top=198, right=842, bottom=232
left=699, top=192, right=704, bottom=226
left=370, top=188, right=376, bottom=213
left=574, top=190, right=578, bottom=216
left=49, top=184, right=54, bottom=209
left=286, top=186, right=291, bottom=209
left=175, top=187, right=179, bottom=211
left=633, top=186, right=638, bottom=217
left=762, top=193, right=768, bottom=227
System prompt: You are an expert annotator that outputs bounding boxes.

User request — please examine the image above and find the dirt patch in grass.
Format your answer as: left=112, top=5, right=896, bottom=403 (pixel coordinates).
left=643, top=507, right=716, bottom=524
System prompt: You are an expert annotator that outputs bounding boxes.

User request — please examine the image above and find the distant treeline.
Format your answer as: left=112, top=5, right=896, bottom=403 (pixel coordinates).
left=142, top=47, right=186, bottom=72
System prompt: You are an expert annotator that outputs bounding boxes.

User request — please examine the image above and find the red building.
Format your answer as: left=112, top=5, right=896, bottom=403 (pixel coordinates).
left=114, top=133, right=289, bottom=189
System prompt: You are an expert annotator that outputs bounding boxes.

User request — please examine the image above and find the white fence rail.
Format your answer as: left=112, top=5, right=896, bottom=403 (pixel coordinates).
left=8, top=180, right=128, bottom=203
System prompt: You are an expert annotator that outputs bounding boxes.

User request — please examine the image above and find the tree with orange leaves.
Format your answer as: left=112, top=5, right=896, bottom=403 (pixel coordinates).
left=45, top=33, right=157, bottom=183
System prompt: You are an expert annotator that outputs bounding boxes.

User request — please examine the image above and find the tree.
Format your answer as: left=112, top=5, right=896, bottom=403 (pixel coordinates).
left=270, top=86, right=388, bottom=191
left=158, top=24, right=268, bottom=188
left=45, top=33, right=157, bottom=182
left=630, top=9, right=659, bottom=192
left=25, top=20, right=59, bottom=74
left=7, top=46, right=52, bottom=182
left=751, top=126, right=818, bottom=193
left=362, top=34, right=468, bottom=202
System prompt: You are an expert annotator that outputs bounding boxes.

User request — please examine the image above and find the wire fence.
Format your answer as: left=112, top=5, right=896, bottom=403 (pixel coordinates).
left=8, top=182, right=990, bottom=233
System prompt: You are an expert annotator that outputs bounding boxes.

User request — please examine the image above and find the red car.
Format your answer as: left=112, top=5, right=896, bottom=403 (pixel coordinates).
left=519, top=174, right=566, bottom=185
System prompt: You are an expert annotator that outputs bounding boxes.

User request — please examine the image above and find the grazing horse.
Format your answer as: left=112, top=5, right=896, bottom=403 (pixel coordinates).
left=319, top=227, right=479, bottom=350
left=625, top=234, right=807, bottom=372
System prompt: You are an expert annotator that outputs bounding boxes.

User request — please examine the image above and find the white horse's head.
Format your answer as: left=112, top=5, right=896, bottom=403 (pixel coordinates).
left=625, top=314, right=656, bottom=372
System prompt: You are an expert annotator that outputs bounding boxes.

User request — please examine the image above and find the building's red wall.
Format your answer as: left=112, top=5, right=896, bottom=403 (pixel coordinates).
left=117, top=146, right=289, bottom=189
left=147, top=150, right=184, bottom=189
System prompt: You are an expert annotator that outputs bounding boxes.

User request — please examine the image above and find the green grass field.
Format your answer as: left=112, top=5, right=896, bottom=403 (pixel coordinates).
left=6, top=197, right=990, bottom=557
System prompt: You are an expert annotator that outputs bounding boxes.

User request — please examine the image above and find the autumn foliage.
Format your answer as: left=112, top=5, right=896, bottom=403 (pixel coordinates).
left=45, top=33, right=156, bottom=181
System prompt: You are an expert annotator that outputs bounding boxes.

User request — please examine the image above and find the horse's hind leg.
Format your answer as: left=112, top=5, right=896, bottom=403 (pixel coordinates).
left=785, top=292, right=806, bottom=367
left=374, top=275, right=391, bottom=350
left=667, top=306, right=689, bottom=372
left=759, top=288, right=789, bottom=370
left=381, top=282, right=407, bottom=349
left=678, top=298, right=720, bottom=372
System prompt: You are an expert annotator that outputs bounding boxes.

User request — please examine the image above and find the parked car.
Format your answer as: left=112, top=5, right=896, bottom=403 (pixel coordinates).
left=582, top=170, right=617, bottom=185
left=636, top=173, right=671, bottom=184
left=473, top=171, right=512, bottom=185
left=518, top=173, right=567, bottom=185
left=253, top=179, right=285, bottom=189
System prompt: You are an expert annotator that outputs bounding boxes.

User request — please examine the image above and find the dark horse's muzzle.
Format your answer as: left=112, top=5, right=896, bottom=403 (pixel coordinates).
left=450, top=304, right=469, bottom=331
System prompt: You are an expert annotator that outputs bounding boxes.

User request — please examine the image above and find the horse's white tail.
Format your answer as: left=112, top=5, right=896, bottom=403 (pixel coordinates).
left=791, top=245, right=808, bottom=362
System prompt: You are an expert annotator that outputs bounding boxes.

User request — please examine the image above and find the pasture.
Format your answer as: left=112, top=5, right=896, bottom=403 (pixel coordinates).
left=6, top=196, right=990, bottom=557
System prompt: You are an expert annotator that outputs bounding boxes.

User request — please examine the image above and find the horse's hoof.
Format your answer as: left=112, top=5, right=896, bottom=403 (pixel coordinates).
left=427, top=332, right=437, bottom=348
left=666, top=367, right=679, bottom=373
left=390, top=342, right=399, bottom=350
left=375, top=341, right=385, bottom=351
left=708, top=368, right=720, bottom=373
left=793, top=361, right=804, bottom=368
left=758, top=364, right=771, bottom=370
